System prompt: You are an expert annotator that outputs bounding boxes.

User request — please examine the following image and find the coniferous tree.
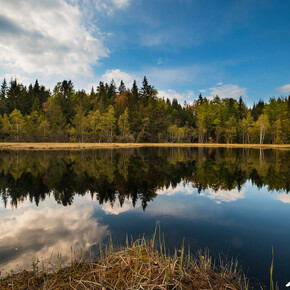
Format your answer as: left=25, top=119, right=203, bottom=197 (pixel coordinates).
left=118, top=80, right=126, bottom=94
left=1, top=79, right=8, bottom=99
left=0, top=78, right=288, bottom=144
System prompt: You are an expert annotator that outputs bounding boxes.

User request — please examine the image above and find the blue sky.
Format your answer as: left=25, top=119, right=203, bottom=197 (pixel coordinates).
left=0, top=0, right=289, bottom=105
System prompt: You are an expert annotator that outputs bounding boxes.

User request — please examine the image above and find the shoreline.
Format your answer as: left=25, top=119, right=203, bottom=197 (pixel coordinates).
left=0, top=236, right=248, bottom=289
left=0, top=142, right=289, bottom=150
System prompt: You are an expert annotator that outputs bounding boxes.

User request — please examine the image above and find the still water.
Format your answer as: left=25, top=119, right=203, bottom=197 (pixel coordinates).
left=0, top=147, right=289, bottom=288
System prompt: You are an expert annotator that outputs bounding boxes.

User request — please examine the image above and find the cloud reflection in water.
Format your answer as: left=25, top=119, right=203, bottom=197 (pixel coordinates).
left=0, top=196, right=109, bottom=274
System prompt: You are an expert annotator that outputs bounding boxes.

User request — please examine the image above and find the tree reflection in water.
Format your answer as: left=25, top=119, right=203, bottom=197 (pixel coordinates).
left=0, top=147, right=289, bottom=209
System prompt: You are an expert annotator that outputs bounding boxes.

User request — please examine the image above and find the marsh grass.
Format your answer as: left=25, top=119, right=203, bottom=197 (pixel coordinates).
left=1, top=227, right=249, bottom=289
left=0, top=142, right=289, bottom=151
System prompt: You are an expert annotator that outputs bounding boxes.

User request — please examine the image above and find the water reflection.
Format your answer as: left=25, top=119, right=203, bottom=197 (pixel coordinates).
left=0, top=148, right=288, bottom=209
left=0, top=196, right=108, bottom=273
left=0, top=147, right=289, bottom=287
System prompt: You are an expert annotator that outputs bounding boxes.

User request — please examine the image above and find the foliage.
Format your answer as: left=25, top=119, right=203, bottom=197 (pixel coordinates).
left=0, top=78, right=289, bottom=143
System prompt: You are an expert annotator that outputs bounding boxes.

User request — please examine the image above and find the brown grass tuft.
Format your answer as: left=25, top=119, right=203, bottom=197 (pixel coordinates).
left=0, top=237, right=248, bottom=289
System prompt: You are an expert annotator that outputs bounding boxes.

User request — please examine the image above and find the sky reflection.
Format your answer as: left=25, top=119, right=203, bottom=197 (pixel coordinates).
left=0, top=148, right=289, bottom=287
left=0, top=196, right=109, bottom=274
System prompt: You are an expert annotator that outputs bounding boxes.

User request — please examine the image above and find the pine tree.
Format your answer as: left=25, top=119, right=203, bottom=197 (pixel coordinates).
left=140, top=76, right=155, bottom=103
left=131, top=80, right=138, bottom=98
left=198, top=93, right=203, bottom=105
left=108, top=79, right=116, bottom=99
left=1, top=79, right=8, bottom=100
left=118, top=80, right=126, bottom=94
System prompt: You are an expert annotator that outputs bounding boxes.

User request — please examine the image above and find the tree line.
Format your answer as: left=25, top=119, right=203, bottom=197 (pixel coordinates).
left=0, top=77, right=289, bottom=143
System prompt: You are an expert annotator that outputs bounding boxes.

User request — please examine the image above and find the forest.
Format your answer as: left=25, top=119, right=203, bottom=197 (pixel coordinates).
left=0, top=77, right=289, bottom=144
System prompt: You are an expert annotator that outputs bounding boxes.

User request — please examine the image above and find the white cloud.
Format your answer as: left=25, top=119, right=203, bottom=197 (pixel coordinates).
left=202, top=84, right=247, bottom=99
left=201, top=188, right=246, bottom=204
left=158, top=89, right=195, bottom=103
left=0, top=0, right=111, bottom=84
left=94, top=0, right=131, bottom=15
left=101, top=69, right=138, bottom=87
left=278, top=84, right=290, bottom=94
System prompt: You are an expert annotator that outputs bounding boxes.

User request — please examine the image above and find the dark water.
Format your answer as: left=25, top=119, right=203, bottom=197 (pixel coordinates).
left=0, top=147, right=289, bottom=288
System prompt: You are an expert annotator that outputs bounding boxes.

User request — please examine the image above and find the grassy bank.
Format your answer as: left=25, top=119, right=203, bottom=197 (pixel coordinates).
left=0, top=142, right=289, bottom=150
left=0, top=235, right=248, bottom=289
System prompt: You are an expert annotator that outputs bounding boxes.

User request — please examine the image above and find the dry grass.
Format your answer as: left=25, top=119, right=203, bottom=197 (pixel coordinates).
left=0, top=236, right=248, bottom=290
left=0, top=142, right=289, bottom=150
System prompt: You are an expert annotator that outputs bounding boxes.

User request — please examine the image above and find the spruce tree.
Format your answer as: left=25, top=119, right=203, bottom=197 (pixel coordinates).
left=118, top=80, right=126, bottom=94
left=1, top=79, right=8, bottom=100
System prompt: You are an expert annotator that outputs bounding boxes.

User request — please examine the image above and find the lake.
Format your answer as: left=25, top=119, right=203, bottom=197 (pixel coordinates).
left=0, top=147, right=289, bottom=288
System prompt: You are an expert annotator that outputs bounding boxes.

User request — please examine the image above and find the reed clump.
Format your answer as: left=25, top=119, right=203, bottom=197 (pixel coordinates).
left=0, top=234, right=248, bottom=289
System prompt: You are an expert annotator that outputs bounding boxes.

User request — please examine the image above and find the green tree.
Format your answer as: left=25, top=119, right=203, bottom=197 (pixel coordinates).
left=43, top=97, right=66, bottom=140
left=167, top=125, right=178, bottom=142
left=177, top=127, right=185, bottom=142
left=256, top=114, right=270, bottom=144
left=9, top=109, right=25, bottom=141
left=118, top=80, right=126, bottom=94
left=25, top=110, right=40, bottom=141
left=240, top=112, right=253, bottom=143
left=118, top=108, right=130, bottom=138
left=101, top=105, right=116, bottom=141
left=1, top=79, right=8, bottom=99
left=273, top=119, right=283, bottom=144
left=38, top=114, right=50, bottom=140
left=87, top=109, right=102, bottom=141
left=225, top=116, right=237, bottom=143
left=213, top=118, right=224, bottom=143
left=72, top=105, right=88, bottom=142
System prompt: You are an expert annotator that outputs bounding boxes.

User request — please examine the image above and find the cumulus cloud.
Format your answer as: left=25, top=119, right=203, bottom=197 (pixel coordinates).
left=201, top=83, right=247, bottom=99
left=158, top=89, right=195, bottom=103
left=278, top=84, right=290, bottom=94
left=0, top=0, right=111, bottom=83
left=101, top=69, right=138, bottom=87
